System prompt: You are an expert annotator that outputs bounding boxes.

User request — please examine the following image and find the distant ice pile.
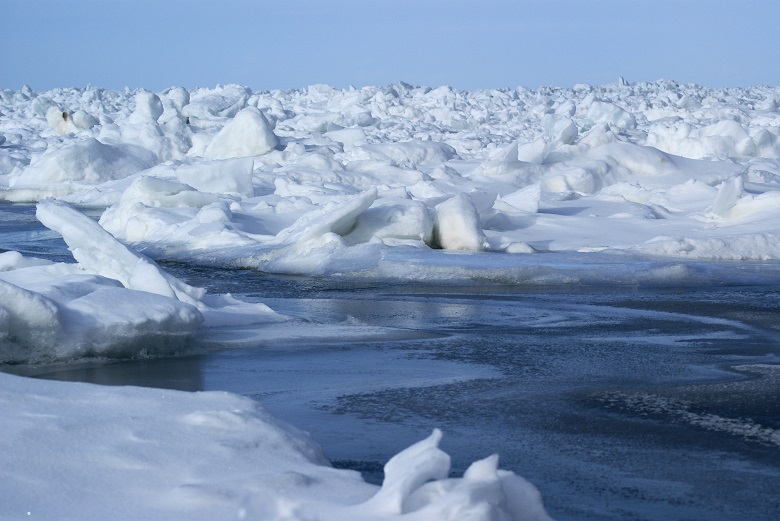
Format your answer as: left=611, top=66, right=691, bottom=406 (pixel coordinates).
left=2, top=81, right=780, bottom=282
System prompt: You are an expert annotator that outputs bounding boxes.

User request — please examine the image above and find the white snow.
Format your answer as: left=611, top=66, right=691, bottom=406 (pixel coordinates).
left=0, top=199, right=282, bottom=363
left=202, top=106, right=278, bottom=160
left=434, top=193, right=488, bottom=251
left=0, top=373, right=549, bottom=521
left=4, top=138, right=153, bottom=201
left=5, top=78, right=780, bottom=519
left=4, top=80, right=780, bottom=280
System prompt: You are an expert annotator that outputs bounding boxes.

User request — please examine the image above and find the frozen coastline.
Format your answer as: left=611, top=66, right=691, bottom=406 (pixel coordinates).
left=3, top=80, right=780, bottom=519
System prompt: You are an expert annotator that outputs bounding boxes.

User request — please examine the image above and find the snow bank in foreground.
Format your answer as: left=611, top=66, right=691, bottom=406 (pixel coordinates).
left=0, top=372, right=550, bottom=521
left=0, top=200, right=282, bottom=363
left=3, top=81, right=780, bottom=279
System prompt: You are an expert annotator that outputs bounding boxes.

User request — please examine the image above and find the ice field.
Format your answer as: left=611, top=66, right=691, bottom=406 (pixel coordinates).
left=2, top=80, right=780, bottom=519
left=6, top=82, right=780, bottom=271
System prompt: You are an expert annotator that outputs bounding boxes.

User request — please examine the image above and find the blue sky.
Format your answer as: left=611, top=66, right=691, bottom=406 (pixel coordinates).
left=3, top=0, right=778, bottom=92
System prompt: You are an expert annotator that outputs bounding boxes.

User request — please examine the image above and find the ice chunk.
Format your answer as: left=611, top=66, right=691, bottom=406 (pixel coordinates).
left=1, top=201, right=283, bottom=361
left=357, top=140, right=457, bottom=168
left=495, top=183, right=541, bottom=213
left=130, top=91, right=164, bottom=123
left=117, top=175, right=223, bottom=209
left=517, top=138, right=549, bottom=164
left=718, top=191, right=780, bottom=221
left=30, top=95, right=58, bottom=117
left=163, top=86, right=190, bottom=113
left=469, top=141, right=542, bottom=184
left=364, top=429, right=451, bottom=514
left=274, top=187, right=378, bottom=243
left=0, top=279, right=62, bottom=334
left=709, top=175, right=744, bottom=217
left=203, top=106, right=278, bottom=159
left=346, top=198, right=434, bottom=245
left=356, top=429, right=552, bottom=520
left=36, top=198, right=205, bottom=306
left=585, top=100, right=636, bottom=129
left=0, top=251, right=52, bottom=272
left=118, top=91, right=190, bottom=162
left=0, top=263, right=203, bottom=363
left=325, top=127, right=367, bottom=148
left=70, top=110, right=99, bottom=130
left=542, top=113, right=578, bottom=147
left=434, top=193, right=488, bottom=251
left=181, top=84, right=251, bottom=120
left=173, top=157, right=255, bottom=197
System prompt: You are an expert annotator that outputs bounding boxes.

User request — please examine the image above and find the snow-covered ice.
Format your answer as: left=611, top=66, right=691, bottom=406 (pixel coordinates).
left=4, top=81, right=780, bottom=279
left=0, top=199, right=282, bottom=363
left=0, top=372, right=549, bottom=521
left=3, top=79, right=780, bottom=519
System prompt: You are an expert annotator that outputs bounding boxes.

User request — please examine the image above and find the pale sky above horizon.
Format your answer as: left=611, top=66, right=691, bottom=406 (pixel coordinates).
left=3, top=0, right=779, bottom=93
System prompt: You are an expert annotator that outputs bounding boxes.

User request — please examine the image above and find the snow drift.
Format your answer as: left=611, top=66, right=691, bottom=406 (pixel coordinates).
left=0, top=372, right=550, bottom=521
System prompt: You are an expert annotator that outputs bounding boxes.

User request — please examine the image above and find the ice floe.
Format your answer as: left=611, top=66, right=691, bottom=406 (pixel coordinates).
left=0, top=199, right=281, bottom=363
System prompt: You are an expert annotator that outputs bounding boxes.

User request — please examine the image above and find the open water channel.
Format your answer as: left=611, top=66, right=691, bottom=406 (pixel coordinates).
left=2, top=203, right=780, bottom=520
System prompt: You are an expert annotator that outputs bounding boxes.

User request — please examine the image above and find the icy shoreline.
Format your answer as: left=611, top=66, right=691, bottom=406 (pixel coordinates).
left=0, top=200, right=551, bottom=520
left=3, top=79, right=780, bottom=519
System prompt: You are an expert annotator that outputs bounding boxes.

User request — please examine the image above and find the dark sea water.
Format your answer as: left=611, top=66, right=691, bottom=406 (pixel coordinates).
left=2, top=202, right=780, bottom=520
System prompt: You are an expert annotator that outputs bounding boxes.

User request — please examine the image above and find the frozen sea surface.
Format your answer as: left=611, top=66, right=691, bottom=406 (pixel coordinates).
left=4, top=79, right=780, bottom=519
left=5, top=207, right=779, bottom=520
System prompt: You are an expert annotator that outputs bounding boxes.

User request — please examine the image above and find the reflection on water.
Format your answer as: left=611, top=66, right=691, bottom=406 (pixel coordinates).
left=4, top=355, right=205, bottom=391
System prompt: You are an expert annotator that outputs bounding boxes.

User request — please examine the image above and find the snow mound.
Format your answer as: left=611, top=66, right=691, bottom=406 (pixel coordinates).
left=0, top=373, right=551, bottom=521
left=0, top=262, right=202, bottom=363
left=434, top=193, right=488, bottom=251
left=2, top=138, right=152, bottom=201
left=0, top=201, right=282, bottom=362
left=203, top=106, right=278, bottom=160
